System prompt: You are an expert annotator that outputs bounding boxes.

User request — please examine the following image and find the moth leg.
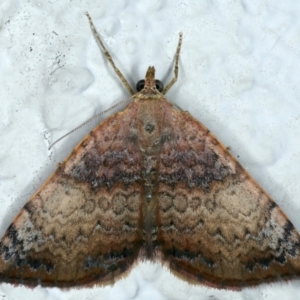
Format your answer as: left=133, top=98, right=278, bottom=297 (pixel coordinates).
left=85, top=12, right=135, bottom=95
left=162, top=32, right=183, bottom=95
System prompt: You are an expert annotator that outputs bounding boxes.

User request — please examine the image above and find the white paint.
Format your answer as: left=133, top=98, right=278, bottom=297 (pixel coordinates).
left=1, top=0, right=300, bottom=299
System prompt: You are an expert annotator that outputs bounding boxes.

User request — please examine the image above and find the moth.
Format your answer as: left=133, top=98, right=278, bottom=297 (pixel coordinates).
left=0, top=12, right=299, bottom=289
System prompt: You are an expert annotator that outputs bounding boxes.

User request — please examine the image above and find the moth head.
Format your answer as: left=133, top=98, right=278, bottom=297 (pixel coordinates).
left=136, top=66, right=164, bottom=92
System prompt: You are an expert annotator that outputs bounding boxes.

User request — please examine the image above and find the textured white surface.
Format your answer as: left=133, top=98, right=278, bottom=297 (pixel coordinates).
left=1, top=0, right=300, bottom=299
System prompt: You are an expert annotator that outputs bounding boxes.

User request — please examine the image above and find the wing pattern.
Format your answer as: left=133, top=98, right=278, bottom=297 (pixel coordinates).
left=1, top=80, right=300, bottom=289
left=156, top=107, right=300, bottom=287
left=0, top=102, right=145, bottom=287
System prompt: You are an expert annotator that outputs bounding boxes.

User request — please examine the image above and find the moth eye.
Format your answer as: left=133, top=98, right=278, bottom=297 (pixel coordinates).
left=155, top=80, right=164, bottom=92
left=136, top=80, right=145, bottom=91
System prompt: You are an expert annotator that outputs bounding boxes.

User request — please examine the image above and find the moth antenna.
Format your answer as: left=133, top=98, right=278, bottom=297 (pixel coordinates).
left=170, top=102, right=183, bottom=111
left=153, top=88, right=183, bottom=111
left=49, top=96, right=133, bottom=149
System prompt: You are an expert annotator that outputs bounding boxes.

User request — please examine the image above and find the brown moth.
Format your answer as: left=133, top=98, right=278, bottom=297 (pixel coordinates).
left=0, top=12, right=300, bottom=289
